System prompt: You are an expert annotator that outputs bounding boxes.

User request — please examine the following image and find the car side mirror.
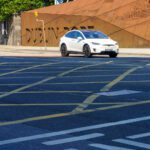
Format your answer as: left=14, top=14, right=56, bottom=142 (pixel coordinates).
left=77, top=37, right=83, bottom=41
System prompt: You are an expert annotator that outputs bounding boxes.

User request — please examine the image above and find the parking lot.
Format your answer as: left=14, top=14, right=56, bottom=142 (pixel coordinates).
left=0, top=56, right=150, bottom=150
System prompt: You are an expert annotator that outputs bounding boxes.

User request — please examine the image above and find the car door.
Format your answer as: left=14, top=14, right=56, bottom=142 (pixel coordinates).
left=64, top=31, right=76, bottom=51
left=72, top=31, right=85, bottom=52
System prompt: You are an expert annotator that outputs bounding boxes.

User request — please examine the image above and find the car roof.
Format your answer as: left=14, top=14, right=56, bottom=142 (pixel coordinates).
left=71, top=30, right=95, bottom=32
left=69, top=30, right=101, bottom=33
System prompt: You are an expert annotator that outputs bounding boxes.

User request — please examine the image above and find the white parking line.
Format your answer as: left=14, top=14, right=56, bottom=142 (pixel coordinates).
left=96, top=90, right=142, bottom=96
left=113, top=139, right=150, bottom=149
left=42, top=133, right=103, bottom=146
left=0, top=116, right=150, bottom=146
left=127, top=132, right=150, bottom=139
left=90, top=143, right=134, bottom=150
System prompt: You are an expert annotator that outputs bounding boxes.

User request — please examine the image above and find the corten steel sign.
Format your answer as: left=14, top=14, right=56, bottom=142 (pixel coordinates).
left=21, top=0, right=150, bottom=47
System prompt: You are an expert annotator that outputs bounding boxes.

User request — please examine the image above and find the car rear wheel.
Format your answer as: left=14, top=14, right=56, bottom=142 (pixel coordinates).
left=83, top=45, right=92, bottom=58
left=60, top=44, right=69, bottom=57
left=109, top=53, right=118, bottom=58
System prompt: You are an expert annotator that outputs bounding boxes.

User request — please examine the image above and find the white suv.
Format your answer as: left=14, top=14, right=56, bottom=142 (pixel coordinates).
left=59, top=30, right=119, bottom=58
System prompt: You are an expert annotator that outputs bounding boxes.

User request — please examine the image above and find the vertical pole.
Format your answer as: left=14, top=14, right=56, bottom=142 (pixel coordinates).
left=34, top=12, right=47, bottom=50
left=36, top=19, right=47, bottom=50
left=41, top=20, right=47, bottom=50
left=55, top=0, right=58, bottom=5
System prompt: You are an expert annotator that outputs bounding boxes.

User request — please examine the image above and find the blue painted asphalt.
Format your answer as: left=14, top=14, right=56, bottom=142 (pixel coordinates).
left=0, top=56, right=149, bottom=150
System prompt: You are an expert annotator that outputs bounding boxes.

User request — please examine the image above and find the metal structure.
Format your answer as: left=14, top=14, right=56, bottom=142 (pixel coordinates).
left=21, top=0, right=150, bottom=47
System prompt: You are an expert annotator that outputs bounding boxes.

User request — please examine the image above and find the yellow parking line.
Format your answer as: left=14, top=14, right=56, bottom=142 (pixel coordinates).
left=58, top=61, right=112, bottom=77
left=131, top=73, right=150, bottom=75
left=64, top=75, right=118, bottom=78
left=0, top=80, right=149, bottom=87
left=1, top=90, right=92, bottom=94
left=121, top=80, right=150, bottom=83
left=0, top=63, right=7, bottom=66
left=0, top=99, right=149, bottom=127
left=45, top=81, right=108, bottom=85
left=13, top=71, right=61, bottom=74
left=71, top=66, right=142, bottom=113
left=0, top=77, right=42, bottom=79
left=76, top=99, right=150, bottom=115
left=0, top=102, right=132, bottom=106
left=0, top=62, right=61, bottom=77
left=0, top=61, right=112, bottom=99
left=75, top=69, right=129, bottom=72
left=1, top=62, right=38, bottom=64
left=58, top=73, right=150, bottom=78
left=0, top=84, right=26, bottom=86
left=43, top=80, right=150, bottom=84
left=0, top=113, right=70, bottom=126
left=100, top=67, right=142, bottom=92
left=0, top=77, right=56, bottom=99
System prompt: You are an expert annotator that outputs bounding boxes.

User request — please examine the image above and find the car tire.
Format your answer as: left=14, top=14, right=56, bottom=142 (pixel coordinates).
left=60, top=44, right=69, bottom=57
left=83, top=45, right=92, bottom=58
left=109, top=53, right=118, bottom=58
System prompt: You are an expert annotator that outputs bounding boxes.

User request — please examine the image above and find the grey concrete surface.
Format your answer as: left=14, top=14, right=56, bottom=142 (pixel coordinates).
left=0, top=45, right=150, bottom=57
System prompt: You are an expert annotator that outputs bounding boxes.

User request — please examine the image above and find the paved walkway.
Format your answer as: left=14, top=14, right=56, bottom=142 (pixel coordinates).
left=0, top=45, right=150, bottom=57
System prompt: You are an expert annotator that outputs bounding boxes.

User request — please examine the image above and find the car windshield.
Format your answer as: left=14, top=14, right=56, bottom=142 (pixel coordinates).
left=82, top=31, right=108, bottom=39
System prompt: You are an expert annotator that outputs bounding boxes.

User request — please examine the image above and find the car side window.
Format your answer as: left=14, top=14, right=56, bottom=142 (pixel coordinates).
left=75, top=31, right=84, bottom=39
left=65, top=31, right=76, bottom=39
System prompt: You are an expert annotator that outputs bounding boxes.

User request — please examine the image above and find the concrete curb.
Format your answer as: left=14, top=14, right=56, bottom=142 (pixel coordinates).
left=0, top=45, right=58, bottom=51
left=119, top=48, right=150, bottom=55
left=0, top=45, right=150, bottom=57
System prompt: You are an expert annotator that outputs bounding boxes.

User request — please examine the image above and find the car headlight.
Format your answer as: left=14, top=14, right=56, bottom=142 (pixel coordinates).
left=91, top=42, right=100, bottom=45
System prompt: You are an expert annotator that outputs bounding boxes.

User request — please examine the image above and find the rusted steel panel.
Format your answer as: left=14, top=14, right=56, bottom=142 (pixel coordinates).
left=21, top=0, right=150, bottom=47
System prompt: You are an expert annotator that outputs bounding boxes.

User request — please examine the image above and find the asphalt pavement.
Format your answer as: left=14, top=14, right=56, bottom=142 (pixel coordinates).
left=0, top=56, right=149, bottom=150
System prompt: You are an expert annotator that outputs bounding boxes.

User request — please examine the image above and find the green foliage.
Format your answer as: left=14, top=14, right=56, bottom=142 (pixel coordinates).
left=0, top=0, right=53, bottom=21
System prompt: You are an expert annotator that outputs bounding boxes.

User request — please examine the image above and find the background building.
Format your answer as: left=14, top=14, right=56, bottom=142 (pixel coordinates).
left=21, top=0, right=150, bottom=48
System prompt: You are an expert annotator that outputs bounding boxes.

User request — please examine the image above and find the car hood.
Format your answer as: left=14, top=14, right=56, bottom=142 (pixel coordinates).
left=85, top=39, right=117, bottom=45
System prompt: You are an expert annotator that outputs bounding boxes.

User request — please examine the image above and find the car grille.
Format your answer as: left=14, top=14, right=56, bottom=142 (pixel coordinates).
left=103, top=44, right=114, bottom=46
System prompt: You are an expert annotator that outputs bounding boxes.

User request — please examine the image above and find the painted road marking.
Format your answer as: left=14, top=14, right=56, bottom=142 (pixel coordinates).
left=113, top=139, right=150, bottom=149
left=44, top=80, right=150, bottom=84
left=0, top=63, right=7, bottom=65
left=64, top=73, right=150, bottom=78
left=0, top=90, right=92, bottom=94
left=74, top=69, right=126, bottom=72
left=0, top=76, right=56, bottom=99
left=75, top=99, right=150, bottom=115
left=45, top=81, right=108, bottom=84
left=0, top=80, right=149, bottom=86
left=100, top=67, right=142, bottom=92
left=57, top=61, right=112, bottom=77
left=0, top=61, right=112, bottom=99
left=127, top=132, right=150, bottom=139
left=0, top=116, right=149, bottom=145
left=0, top=102, right=132, bottom=107
left=0, top=77, right=44, bottom=79
left=0, top=98, right=150, bottom=127
left=90, top=143, right=134, bottom=150
left=96, top=90, right=142, bottom=96
left=71, top=66, right=142, bottom=113
left=42, top=133, right=103, bottom=146
left=0, top=62, right=60, bottom=77
left=65, top=74, right=120, bottom=77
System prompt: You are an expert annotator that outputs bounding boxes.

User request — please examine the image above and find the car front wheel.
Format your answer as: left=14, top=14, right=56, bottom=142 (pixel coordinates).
left=60, top=44, right=69, bottom=57
left=109, top=53, right=118, bottom=58
left=83, top=45, right=92, bottom=58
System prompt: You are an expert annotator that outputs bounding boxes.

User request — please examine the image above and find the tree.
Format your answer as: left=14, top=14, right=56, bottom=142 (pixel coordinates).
left=0, top=0, right=54, bottom=21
